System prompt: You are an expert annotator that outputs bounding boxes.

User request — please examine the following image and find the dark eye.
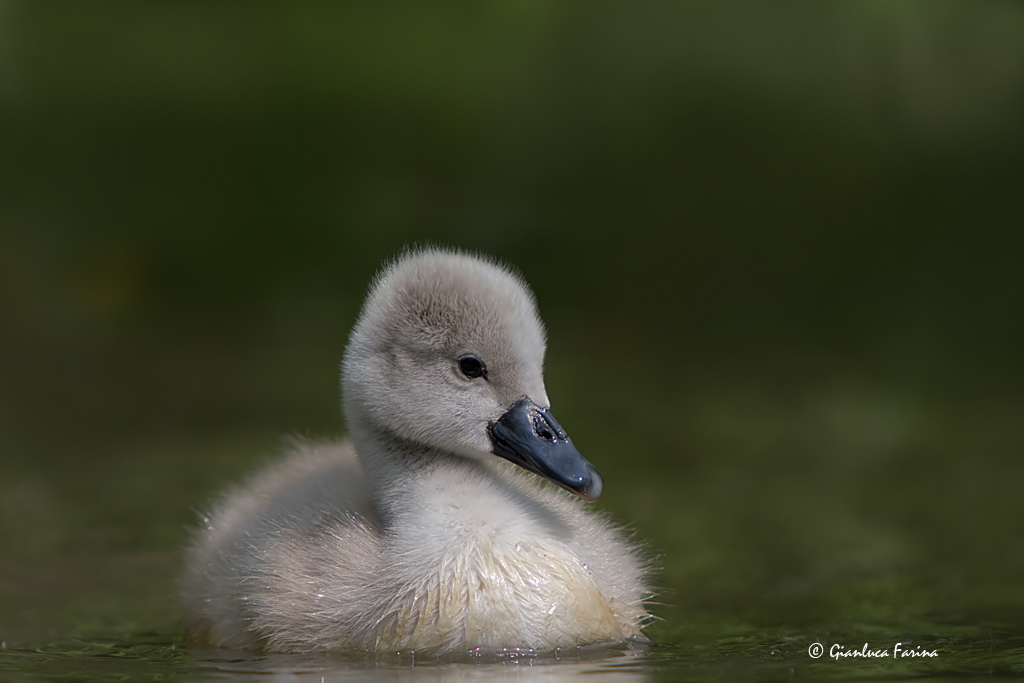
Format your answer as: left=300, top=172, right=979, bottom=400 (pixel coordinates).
left=459, top=356, right=486, bottom=379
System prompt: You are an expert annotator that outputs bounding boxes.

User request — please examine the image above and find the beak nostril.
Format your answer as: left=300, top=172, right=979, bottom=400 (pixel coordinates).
left=530, top=413, right=556, bottom=441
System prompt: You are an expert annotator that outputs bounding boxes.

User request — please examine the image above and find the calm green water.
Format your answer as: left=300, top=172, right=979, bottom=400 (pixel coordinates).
left=2, top=611, right=1023, bottom=682
left=2, top=387, right=1022, bottom=681
left=2, top=1, right=1024, bottom=681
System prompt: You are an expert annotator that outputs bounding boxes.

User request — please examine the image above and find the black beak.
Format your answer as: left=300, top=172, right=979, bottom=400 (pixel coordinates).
left=488, top=397, right=603, bottom=501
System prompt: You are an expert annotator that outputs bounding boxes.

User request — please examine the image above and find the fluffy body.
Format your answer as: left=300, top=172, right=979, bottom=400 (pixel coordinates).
left=181, top=250, right=650, bottom=654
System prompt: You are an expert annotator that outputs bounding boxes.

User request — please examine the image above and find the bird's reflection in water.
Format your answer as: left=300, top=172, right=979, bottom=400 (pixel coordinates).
left=193, top=644, right=652, bottom=683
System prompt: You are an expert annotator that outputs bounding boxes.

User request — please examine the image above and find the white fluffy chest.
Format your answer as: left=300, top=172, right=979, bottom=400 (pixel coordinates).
left=368, top=474, right=623, bottom=651
left=374, top=535, right=621, bottom=652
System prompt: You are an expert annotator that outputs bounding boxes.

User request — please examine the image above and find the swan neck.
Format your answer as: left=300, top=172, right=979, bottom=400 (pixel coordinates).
left=348, top=419, right=477, bottom=523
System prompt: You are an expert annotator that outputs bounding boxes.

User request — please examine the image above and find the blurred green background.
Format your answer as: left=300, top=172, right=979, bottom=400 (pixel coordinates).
left=1, top=0, right=1023, bottom=676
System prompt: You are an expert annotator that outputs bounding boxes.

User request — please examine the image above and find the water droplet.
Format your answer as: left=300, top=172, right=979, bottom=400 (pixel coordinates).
left=515, top=543, right=523, bottom=552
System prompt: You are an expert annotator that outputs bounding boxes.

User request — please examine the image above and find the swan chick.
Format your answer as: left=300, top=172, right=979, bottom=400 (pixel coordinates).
left=181, top=249, right=650, bottom=654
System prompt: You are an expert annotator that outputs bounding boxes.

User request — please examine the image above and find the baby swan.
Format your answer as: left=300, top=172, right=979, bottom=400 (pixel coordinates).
left=182, top=249, right=650, bottom=654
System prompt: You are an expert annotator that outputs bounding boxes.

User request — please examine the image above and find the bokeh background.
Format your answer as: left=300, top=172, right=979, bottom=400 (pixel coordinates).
left=2, top=1, right=1023, bottom=678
